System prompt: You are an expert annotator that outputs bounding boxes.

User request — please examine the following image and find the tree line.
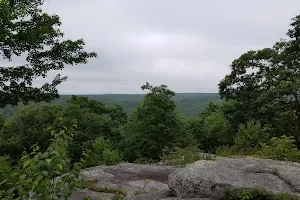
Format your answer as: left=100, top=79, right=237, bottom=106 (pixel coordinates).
left=0, top=93, right=221, bottom=117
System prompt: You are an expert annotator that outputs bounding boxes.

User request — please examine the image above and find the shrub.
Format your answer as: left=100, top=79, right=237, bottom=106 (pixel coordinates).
left=216, top=145, right=259, bottom=157
left=216, top=121, right=271, bottom=158
left=223, top=187, right=300, bottom=200
left=0, top=124, right=85, bottom=199
left=257, top=135, right=300, bottom=162
left=234, top=120, right=270, bottom=150
left=217, top=136, right=300, bottom=163
left=160, top=146, right=215, bottom=166
left=134, top=157, right=156, bottom=164
left=84, top=137, right=123, bottom=168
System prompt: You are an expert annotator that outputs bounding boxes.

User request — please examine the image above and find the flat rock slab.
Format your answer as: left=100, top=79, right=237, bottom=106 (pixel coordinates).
left=69, top=189, right=116, bottom=200
left=124, top=189, right=171, bottom=200
left=71, top=163, right=177, bottom=199
left=169, top=157, right=300, bottom=199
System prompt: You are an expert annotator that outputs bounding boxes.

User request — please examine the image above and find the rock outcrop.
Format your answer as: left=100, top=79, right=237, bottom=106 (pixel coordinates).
left=168, top=157, right=300, bottom=199
left=70, top=158, right=300, bottom=200
left=70, top=163, right=176, bottom=200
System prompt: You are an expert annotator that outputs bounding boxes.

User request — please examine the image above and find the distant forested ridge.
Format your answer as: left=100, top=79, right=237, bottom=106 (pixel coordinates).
left=0, top=93, right=221, bottom=117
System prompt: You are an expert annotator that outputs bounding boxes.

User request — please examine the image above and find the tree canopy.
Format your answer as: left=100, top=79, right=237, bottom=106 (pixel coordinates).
left=219, top=15, right=300, bottom=147
left=0, top=0, right=97, bottom=107
left=122, top=82, right=190, bottom=161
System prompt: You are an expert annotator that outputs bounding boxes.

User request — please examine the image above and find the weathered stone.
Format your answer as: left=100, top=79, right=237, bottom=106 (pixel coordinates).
left=70, top=163, right=176, bottom=199
left=80, top=163, right=175, bottom=195
left=123, top=189, right=171, bottom=200
left=168, top=157, right=300, bottom=199
left=69, top=188, right=116, bottom=200
left=161, top=198, right=211, bottom=200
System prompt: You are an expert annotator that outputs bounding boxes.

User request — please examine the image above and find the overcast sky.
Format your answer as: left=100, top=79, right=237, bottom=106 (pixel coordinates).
left=40, top=1, right=300, bottom=93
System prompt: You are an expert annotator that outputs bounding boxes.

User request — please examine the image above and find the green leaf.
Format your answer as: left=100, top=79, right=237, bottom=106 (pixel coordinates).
left=32, top=180, right=39, bottom=190
left=42, top=170, right=49, bottom=176
left=23, top=160, right=31, bottom=168
left=34, top=155, right=39, bottom=162
left=72, top=123, right=78, bottom=129
left=19, top=174, right=26, bottom=181
left=20, top=155, right=28, bottom=161
left=51, top=151, right=60, bottom=156
left=57, top=163, right=63, bottom=171
left=0, top=179, right=7, bottom=185
left=36, top=175, right=43, bottom=182
left=54, top=171, right=61, bottom=175
left=46, top=159, right=52, bottom=163
left=82, top=151, right=88, bottom=157
left=42, top=152, right=49, bottom=158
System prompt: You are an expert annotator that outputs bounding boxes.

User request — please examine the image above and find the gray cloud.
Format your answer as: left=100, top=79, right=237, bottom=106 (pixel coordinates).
left=7, top=0, right=300, bottom=94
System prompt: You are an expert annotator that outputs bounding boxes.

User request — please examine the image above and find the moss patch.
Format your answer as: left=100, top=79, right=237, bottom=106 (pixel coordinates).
left=78, top=180, right=127, bottom=197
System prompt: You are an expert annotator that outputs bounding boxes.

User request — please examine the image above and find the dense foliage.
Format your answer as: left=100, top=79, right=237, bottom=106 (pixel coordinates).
left=0, top=0, right=97, bottom=107
left=219, top=15, right=300, bottom=147
left=0, top=124, right=85, bottom=199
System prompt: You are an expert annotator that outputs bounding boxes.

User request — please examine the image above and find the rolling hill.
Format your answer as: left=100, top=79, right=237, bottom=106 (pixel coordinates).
left=1, top=93, right=222, bottom=117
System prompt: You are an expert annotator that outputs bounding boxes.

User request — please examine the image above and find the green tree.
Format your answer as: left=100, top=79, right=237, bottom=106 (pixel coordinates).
left=63, top=96, right=127, bottom=162
left=219, top=15, right=300, bottom=147
left=64, top=107, right=113, bottom=163
left=122, top=82, right=184, bottom=161
left=187, top=103, right=234, bottom=152
left=200, top=110, right=233, bottom=152
left=0, top=0, right=97, bottom=107
left=0, top=104, right=63, bottom=159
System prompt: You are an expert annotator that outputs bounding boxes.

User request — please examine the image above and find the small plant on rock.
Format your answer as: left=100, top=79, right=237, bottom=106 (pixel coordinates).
left=160, top=146, right=215, bottom=166
left=223, top=187, right=300, bottom=200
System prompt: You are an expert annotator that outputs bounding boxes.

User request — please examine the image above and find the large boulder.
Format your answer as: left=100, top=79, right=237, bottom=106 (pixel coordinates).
left=168, top=157, right=300, bottom=199
left=70, top=163, right=176, bottom=200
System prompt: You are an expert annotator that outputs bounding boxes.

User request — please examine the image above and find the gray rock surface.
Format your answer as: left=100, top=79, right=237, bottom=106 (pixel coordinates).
left=69, top=189, right=116, bottom=200
left=168, top=157, right=300, bottom=199
left=70, top=163, right=176, bottom=200
left=123, top=189, right=171, bottom=200
left=162, top=198, right=211, bottom=200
